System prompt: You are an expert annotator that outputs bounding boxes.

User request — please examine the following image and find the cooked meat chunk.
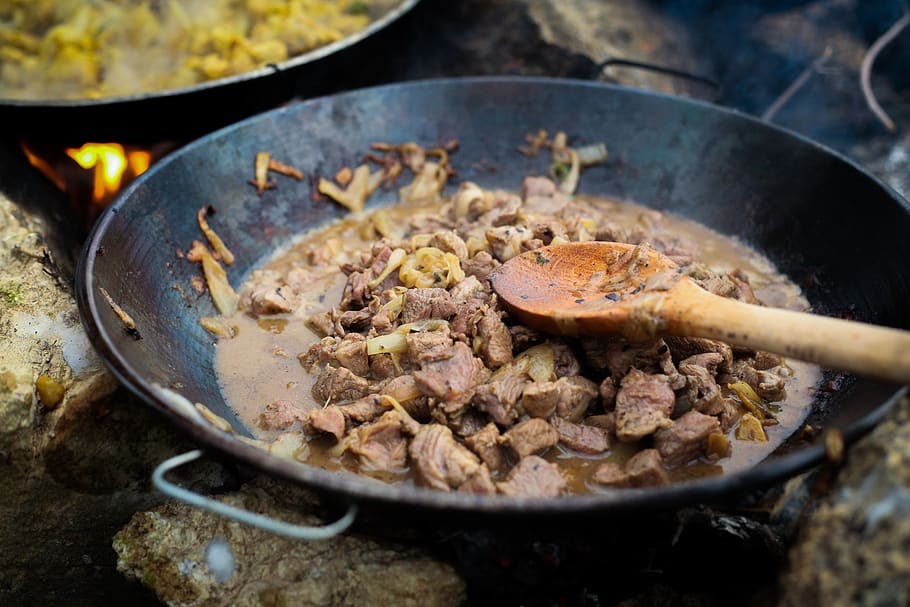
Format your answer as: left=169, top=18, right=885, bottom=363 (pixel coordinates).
left=718, top=397, right=744, bottom=433
left=311, top=366, right=373, bottom=405
left=486, top=225, right=533, bottom=262
left=458, top=464, right=497, bottom=495
left=340, top=270, right=371, bottom=310
left=496, top=455, right=567, bottom=498
left=550, top=416, right=610, bottom=454
left=406, top=330, right=454, bottom=365
left=461, top=250, right=499, bottom=281
left=338, top=395, right=388, bottom=425
left=305, top=405, right=346, bottom=440
left=520, top=376, right=598, bottom=422
left=551, top=342, right=582, bottom=378
left=428, top=230, right=469, bottom=260
left=665, top=336, right=733, bottom=373
left=599, top=378, right=617, bottom=410
left=472, top=372, right=526, bottom=426
left=500, top=418, right=559, bottom=458
left=614, top=369, right=676, bottom=443
left=722, top=359, right=787, bottom=402
left=247, top=285, right=297, bottom=316
left=476, top=307, right=513, bottom=368
left=654, top=410, right=722, bottom=467
left=409, top=424, right=481, bottom=492
left=259, top=399, right=307, bottom=431
left=464, top=422, right=508, bottom=472
left=333, top=333, right=370, bottom=376
left=449, top=275, right=489, bottom=303
left=678, top=353, right=725, bottom=415
left=399, top=288, right=456, bottom=324
left=413, top=341, right=485, bottom=406
left=348, top=411, right=408, bottom=472
left=591, top=449, right=669, bottom=488
left=449, top=299, right=484, bottom=339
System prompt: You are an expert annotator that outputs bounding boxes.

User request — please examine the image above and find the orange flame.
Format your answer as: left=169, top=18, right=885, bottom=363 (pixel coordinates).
left=65, top=143, right=151, bottom=204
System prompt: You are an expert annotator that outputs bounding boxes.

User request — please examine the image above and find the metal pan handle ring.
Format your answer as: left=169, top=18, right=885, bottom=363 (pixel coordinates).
left=152, top=449, right=358, bottom=540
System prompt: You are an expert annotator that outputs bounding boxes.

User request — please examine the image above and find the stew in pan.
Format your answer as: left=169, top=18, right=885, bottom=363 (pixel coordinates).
left=211, top=140, right=821, bottom=497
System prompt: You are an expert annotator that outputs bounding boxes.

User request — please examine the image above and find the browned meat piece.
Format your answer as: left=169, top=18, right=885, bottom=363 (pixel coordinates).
left=413, top=341, right=485, bottom=406
left=410, top=212, right=453, bottom=234
left=247, top=285, right=297, bottom=316
left=333, top=333, right=370, bottom=377
left=694, top=269, right=759, bottom=304
left=678, top=353, right=725, bottom=416
left=379, top=375, right=430, bottom=421
left=508, top=326, right=540, bottom=353
left=464, top=422, right=508, bottom=472
left=340, top=270, right=371, bottom=310
left=519, top=381, right=559, bottom=419
left=409, top=424, right=481, bottom=492
left=750, top=350, right=784, bottom=371
left=348, top=410, right=409, bottom=472
left=369, top=352, right=400, bottom=379
left=485, top=225, right=532, bottom=262
left=614, top=369, right=676, bottom=443
left=553, top=376, right=600, bottom=422
left=597, top=338, right=674, bottom=378
left=337, top=395, right=386, bottom=425
left=306, top=310, right=336, bottom=338
left=336, top=309, right=372, bottom=333
left=461, top=250, right=499, bottom=281
left=520, top=375, right=597, bottom=422
left=481, top=192, right=522, bottom=227
left=654, top=410, right=722, bottom=467
left=584, top=413, right=615, bottom=431
left=259, top=399, right=307, bottom=431
left=650, top=234, right=701, bottom=266
left=476, top=307, right=513, bottom=369
left=718, top=397, right=743, bottom=433
left=521, top=177, right=569, bottom=215
left=449, top=299, right=484, bottom=340
left=298, top=336, right=340, bottom=371
left=458, top=464, right=497, bottom=495
left=599, top=377, right=617, bottom=410
left=496, top=455, right=566, bottom=497
left=399, top=288, right=456, bottom=324
left=500, top=418, right=559, bottom=458
left=550, top=416, right=610, bottom=454
left=305, top=405, right=346, bottom=440
left=551, top=342, right=582, bottom=378
left=449, top=275, right=489, bottom=303
left=472, top=367, right=528, bottom=426
left=665, top=336, right=733, bottom=373
left=406, top=330, right=454, bottom=365
left=368, top=243, right=394, bottom=275
left=312, top=366, right=372, bottom=405
left=721, top=359, right=787, bottom=402
left=429, top=231, right=469, bottom=260
left=591, top=449, right=669, bottom=488
left=529, top=217, right=567, bottom=244
left=370, top=308, right=394, bottom=333
left=444, top=410, right=488, bottom=438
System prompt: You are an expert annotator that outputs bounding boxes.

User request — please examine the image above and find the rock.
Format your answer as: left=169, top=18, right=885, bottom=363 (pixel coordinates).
left=114, top=477, right=466, bottom=607
left=0, top=145, right=191, bottom=605
left=780, top=395, right=910, bottom=607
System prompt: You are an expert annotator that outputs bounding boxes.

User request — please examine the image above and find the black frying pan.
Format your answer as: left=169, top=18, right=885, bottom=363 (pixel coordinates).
left=76, top=77, right=910, bottom=523
left=1, top=0, right=420, bottom=142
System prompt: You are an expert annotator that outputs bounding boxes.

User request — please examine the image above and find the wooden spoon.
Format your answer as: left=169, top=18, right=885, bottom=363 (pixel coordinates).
left=489, top=241, right=910, bottom=385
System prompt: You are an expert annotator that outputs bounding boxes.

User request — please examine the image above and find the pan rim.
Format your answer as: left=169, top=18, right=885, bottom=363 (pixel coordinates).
left=76, top=76, right=910, bottom=517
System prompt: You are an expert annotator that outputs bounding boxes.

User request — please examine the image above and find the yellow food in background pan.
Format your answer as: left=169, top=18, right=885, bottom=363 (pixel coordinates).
left=0, top=0, right=383, bottom=100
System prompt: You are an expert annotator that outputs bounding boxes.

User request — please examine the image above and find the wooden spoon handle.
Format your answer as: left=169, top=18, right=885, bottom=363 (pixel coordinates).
left=664, top=281, right=910, bottom=385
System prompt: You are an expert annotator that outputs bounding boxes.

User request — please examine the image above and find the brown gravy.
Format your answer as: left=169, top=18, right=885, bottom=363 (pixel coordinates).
left=215, top=194, right=820, bottom=493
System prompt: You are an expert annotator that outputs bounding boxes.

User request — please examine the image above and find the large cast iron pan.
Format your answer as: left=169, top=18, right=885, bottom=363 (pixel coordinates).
left=76, top=77, right=910, bottom=523
left=1, top=0, right=419, bottom=142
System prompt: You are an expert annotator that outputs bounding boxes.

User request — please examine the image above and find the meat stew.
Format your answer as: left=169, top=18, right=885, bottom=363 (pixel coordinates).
left=215, top=173, right=820, bottom=498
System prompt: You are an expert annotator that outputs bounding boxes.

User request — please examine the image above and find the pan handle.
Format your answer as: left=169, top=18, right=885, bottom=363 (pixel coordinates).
left=152, top=449, right=358, bottom=540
